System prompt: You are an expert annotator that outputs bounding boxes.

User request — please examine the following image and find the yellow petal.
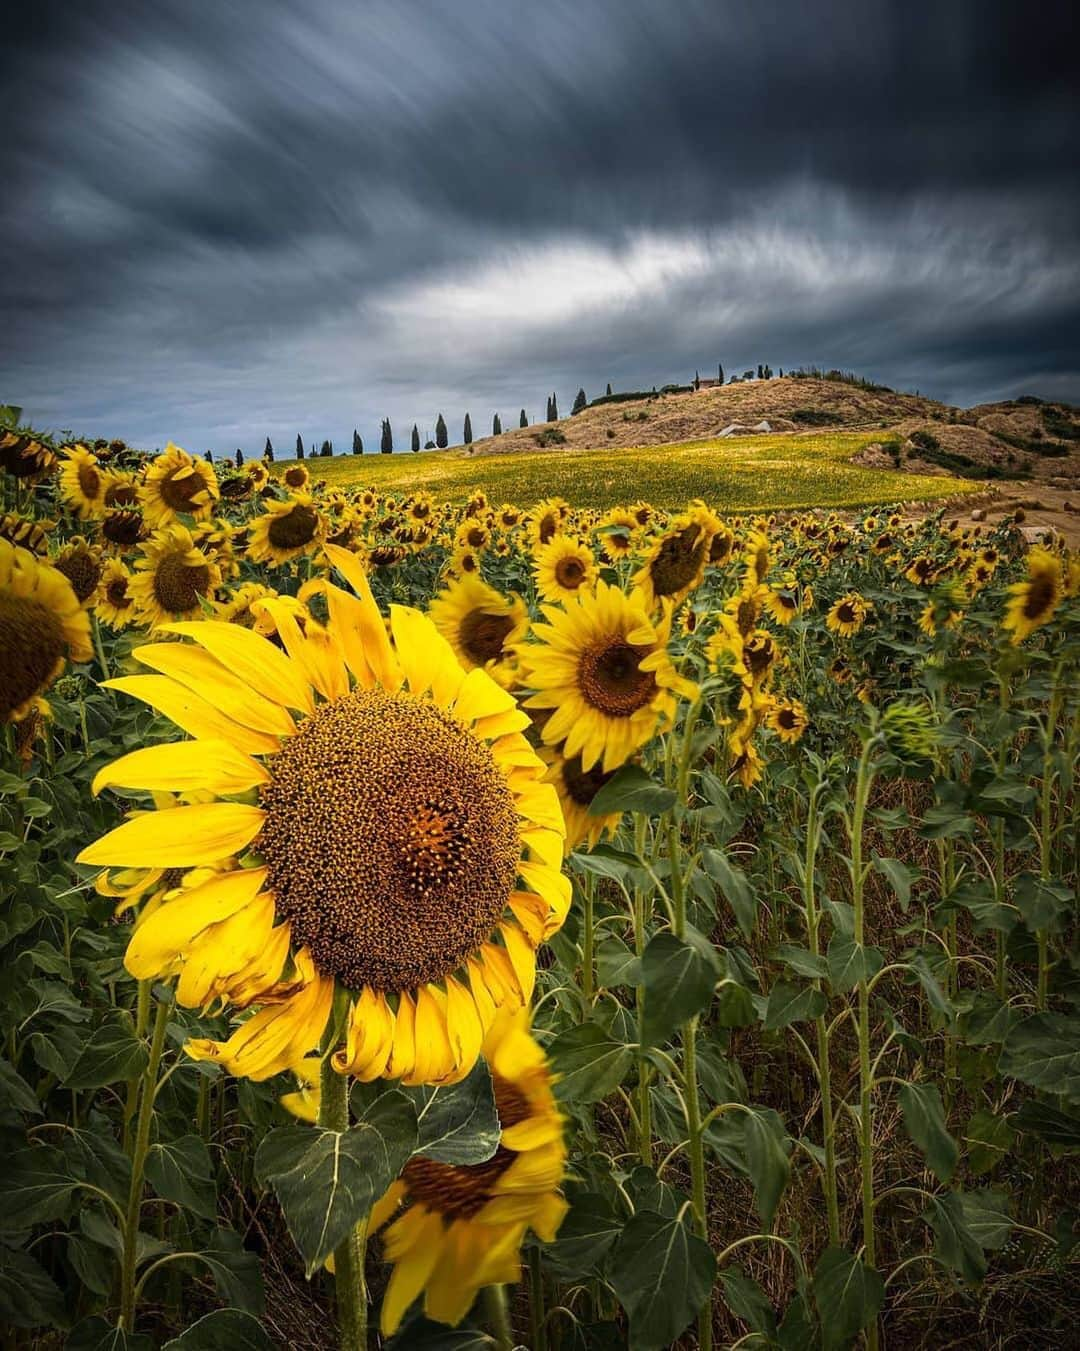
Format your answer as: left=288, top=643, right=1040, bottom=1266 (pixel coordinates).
left=79, top=803, right=265, bottom=868
left=386, top=992, right=417, bottom=1080
left=404, top=985, right=455, bottom=1086
left=500, top=922, right=537, bottom=1004
left=452, top=667, right=517, bottom=725
left=323, top=544, right=401, bottom=690
left=103, top=675, right=280, bottom=757
left=444, top=976, right=484, bottom=1082
left=92, top=739, right=269, bottom=798
left=380, top=1208, right=445, bottom=1336
left=132, top=643, right=296, bottom=738
left=332, top=987, right=394, bottom=1082
left=125, top=868, right=267, bottom=979
left=164, top=621, right=313, bottom=713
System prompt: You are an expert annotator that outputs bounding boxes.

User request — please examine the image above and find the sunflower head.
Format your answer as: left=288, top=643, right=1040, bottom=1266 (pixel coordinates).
left=140, top=443, right=219, bottom=528
left=53, top=537, right=104, bottom=607
left=533, top=535, right=598, bottom=605
left=428, top=574, right=528, bottom=687
left=95, top=559, right=136, bottom=630
left=0, top=513, right=50, bottom=557
left=247, top=493, right=326, bottom=566
left=1002, top=546, right=1063, bottom=644
left=634, top=503, right=720, bottom=611
left=59, top=446, right=108, bottom=519
left=128, top=524, right=222, bottom=628
left=1, top=540, right=92, bottom=722
left=0, top=432, right=57, bottom=481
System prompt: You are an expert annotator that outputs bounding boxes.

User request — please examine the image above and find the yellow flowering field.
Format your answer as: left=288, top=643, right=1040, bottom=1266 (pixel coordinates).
left=0, top=417, right=1077, bottom=1351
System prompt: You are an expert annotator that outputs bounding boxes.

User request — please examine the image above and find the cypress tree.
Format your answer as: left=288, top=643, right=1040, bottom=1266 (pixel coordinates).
left=295, top=434, right=303, bottom=458
left=435, top=414, right=448, bottom=449
left=492, top=413, right=502, bottom=436
left=380, top=419, right=393, bottom=454
left=352, top=430, right=363, bottom=454
left=572, top=387, right=587, bottom=414
left=694, top=371, right=700, bottom=390
left=519, top=409, right=528, bottom=428
left=320, top=439, right=331, bottom=457
left=205, top=450, right=213, bottom=462
left=264, top=436, right=273, bottom=459
left=606, top=382, right=613, bottom=396
left=718, top=363, right=724, bottom=385
left=463, top=413, right=472, bottom=445
left=411, top=424, right=420, bottom=453
left=236, top=447, right=244, bottom=466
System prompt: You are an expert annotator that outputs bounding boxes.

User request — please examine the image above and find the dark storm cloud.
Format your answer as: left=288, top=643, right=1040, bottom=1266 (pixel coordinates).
left=1, top=0, right=1077, bottom=452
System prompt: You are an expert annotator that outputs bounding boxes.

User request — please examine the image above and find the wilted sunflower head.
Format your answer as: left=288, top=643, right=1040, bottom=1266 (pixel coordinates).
left=0, top=540, right=92, bottom=723
left=0, top=431, right=57, bottom=481
left=140, top=443, right=219, bottom=528
left=103, top=472, right=139, bottom=509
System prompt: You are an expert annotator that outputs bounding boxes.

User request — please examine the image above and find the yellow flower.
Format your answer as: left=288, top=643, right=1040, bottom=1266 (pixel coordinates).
left=140, top=443, right=219, bottom=528
left=0, top=513, right=50, bottom=557
left=826, top=592, right=870, bottom=638
left=280, top=463, right=311, bottom=493
left=519, top=580, right=697, bottom=774
left=596, top=508, right=638, bottom=562
left=95, top=559, right=137, bottom=631
left=763, top=586, right=800, bottom=626
left=541, top=747, right=622, bottom=853
left=128, top=525, right=222, bottom=629
left=77, top=544, right=568, bottom=1086
left=371, top=1009, right=567, bottom=1335
left=767, top=697, right=808, bottom=744
left=533, top=535, right=598, bottom=605
left=246, top=493, right=327, bottom=566
left=58, top=445, right=108, bottom=519
left=53, top=537, right=104, bottom=608
left=633, top=503, right=720, bottom=611
left=1002, top=546, right=1063, bottom=644
left=528, top=498, right=570, bottom=547
left=743, top=528, right=772, bottom=589
left=0, top=540, right=92, bottom=723
left=428, top=574, right=529, bottom=689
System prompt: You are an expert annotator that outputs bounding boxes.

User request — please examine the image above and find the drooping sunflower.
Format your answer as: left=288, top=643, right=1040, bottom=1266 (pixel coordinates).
left=103, top=471, right=140, bottom=509
left=0, top=431, right=57, bottom=481
left=633, top=503, right=720, bottom=611
left=743, top=527, right=772, bottom=589
left=763, top=585, right=800, bottom=626
left=246, top=493, right=327, bottom=566
left=58, top=445, right=109, bottom=520
left=533, top=535, right=597, bottom=605
left=217, top=581, right=279, bottom=628
left=371, top=1008, right=567, bottom=1336
left=0, top=513, right=50, bottom=556
left=140, top=443, right=219, bottom=528
left=95, top=559, right=136, bottom=630
left=101, top=509, right=147, bottom=552
left=596, top=508, right=638, bottom=562
left=904, top=555, right=937, bottom=587
left=428, top=574, right=528, bottom=689
left=53, top=537, right=104, bottom=608
left=826, top=592, right=870, bottom=638
left=1002, top=546, right=1063, bottom=644
left=519, top=580, right=698, bottom=773
left=541, top=747, right=621, bottom=853
left=78, top=544, right=568, bottom=1086
left=1, top=539, right=92, bottom=723
left=128, top=525, right=222, bottom=628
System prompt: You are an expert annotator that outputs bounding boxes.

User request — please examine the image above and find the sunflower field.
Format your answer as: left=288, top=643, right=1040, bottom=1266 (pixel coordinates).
left=1, top=421, right=1078, bottom=1351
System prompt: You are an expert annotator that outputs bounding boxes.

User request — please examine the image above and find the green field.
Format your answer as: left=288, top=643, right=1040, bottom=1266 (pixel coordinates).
left=278, top=430, right=976, bottom=510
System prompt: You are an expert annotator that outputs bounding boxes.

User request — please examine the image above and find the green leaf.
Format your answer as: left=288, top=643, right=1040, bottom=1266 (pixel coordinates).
left=597, top=938, right=642, bottom=988
left=386, top=1320, right=496, bottom=1349
left=66, top=1318, right=155, bottom=1351
left=145, top=1135, right=217, bottom=1219
left=1014, top=873, right=1073, bottom=933
left=255, top=1091, right=417, bottom=1273
left=542, top=1192, right=623, bottom=1275
left=1000, top=1013, right=1080, bottom=1103
left=1013, top=1098, right=1080, bottom=1148
left=702, top=848, right=757, bottom=939
left=163, top=1310, right=274, bottom=1351
left=549, top=1023, right=634, bottom=1104
left=0, top=1059, right=41, bottom=1116
left=570, top=844, right=642, bottom=884
left=772, top=945, right=827, bottom=980
left=719, top=1265, right=776, bottom=1338
left=588, top=765, right=675, bottom=817
left=641, top=930, right=718, bottom=1045
left=764, top=980, right=826, bottom=1031
left=873, top=854, right=918, bottom=911
left=923, top=1191, right=987, bottom=1282
left=610, top=1210, right=716, bottom=1351
left=826, top=938, right=884, bottom=994
left=811, top=1247, right=884, bottom=1351
left=959, top=1188, right=1013, bottom=1250
left=64, top=1020, right=148, bottom=1090
left=0, top=1146, right=77, bottom=1230
left=0, top=1244, right=66, bottom=1329
left=741, top=1108, right=790, bottom=1229
left=409, top=1060, right=500, bottom=1166
left=899, top=1082, right=958, bottom=1182
left=964, top=1109, right=1016, bottom=1175
left=197, top=1234, right=265, bottom=1315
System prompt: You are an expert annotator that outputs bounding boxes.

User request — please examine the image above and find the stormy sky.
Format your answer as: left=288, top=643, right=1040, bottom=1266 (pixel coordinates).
left=2, top=1, right=1078, bottom=456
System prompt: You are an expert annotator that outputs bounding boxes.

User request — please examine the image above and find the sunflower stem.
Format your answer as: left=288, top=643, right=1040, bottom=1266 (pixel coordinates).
left=118, top=991, right=171, bottom=1333
left=528, top=1245, right=547, bottom=1351
left=91, top=614, right=111, bottom=683
left=484, top=1283, right=513, bottom=1351
left=580, top=874, right=595, bottom=1003
left=320, top=997, right=369, bottom=1351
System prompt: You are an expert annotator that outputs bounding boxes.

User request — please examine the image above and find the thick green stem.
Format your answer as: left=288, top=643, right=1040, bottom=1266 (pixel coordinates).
left=633, top=814, right=652, bottom=1165
left=320, top=1006, right=368, bottom=1351
left=684, top=1016, right=712, bottom=1350
left=1036, top=674, right=1064, bottom=1010
left=528, top=1245, right=547, bottom=1351
left=118, top=993, right=171, bottom=1332
left=580, top=875, right=595, bottom=1003
left=123, top=979, right=152, bottom=1153
left=850, top=737, right=879, bottom=1350
left=484, top=1284, right=513, bottom=1351
left=804, top=785, right=839, bottom=1246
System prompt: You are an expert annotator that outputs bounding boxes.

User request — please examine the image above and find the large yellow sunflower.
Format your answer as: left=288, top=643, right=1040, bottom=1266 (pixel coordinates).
left=77, top=544, right=568, bottom=1086
left=140, top=443, right=219, bottom=528
left=519, top=580, right=698, bottom=773
left=371, top=1008, right=567, bottom=1335
left=633, top=503, right=720, bottom=611
left=1002, top=546, right=1063, bottom=644
left=95, top=559, right=137, bottom=631
left=1, top=539, right=92, bottom=723
left=533, top=535, right=598, bottom=605
left=428, top=574, right=528, bottom=689
left=246, top=493, right=327, bottom=566
left=58, top=445, right=108, bottom=520
left=826, top=592, right=870, bottom=638
left=128, top=525, right=223, bottom=629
